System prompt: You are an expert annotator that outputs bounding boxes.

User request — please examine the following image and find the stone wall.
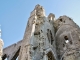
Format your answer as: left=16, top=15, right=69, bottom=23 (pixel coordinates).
left=55, top=16, right=80, bottom=60
left=3, top=40, right=22, bottom=60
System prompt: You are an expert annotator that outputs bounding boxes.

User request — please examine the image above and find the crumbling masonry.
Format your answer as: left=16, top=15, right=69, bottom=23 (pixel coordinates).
left=2, top=4, right=80, bottom=60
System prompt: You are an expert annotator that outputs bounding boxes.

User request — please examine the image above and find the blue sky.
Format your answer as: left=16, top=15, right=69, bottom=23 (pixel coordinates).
left=0, top=0, right=80, bottom=48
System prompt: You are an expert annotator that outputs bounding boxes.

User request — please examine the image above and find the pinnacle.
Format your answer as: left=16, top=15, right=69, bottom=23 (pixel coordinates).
left=35, top=4, right=41, bottom=8
left=34, top=4, right=44, bottom=10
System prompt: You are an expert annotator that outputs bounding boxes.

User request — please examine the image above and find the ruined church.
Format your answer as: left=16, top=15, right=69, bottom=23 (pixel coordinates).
left=1, top=4, right=80, bottom=60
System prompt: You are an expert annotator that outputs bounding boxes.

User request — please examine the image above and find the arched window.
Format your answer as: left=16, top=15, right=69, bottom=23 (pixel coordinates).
left=47, top=51, right=55, bottom=60
left=64, top=36, right=69, bottom=43
left=60, top=19, right=62, bottom=22
left=2, top=54, right=7, bottom=60
left=47, top=29, right=50, bottom=43
left=11, top=47, right=21, bottom=60
left=50, top=30, right=54, bottom=45
left=64, top=36, right=68, bottom=40
left=64, top=36, right=72, bottom=44
left=47, top=29, right=54, bottom=45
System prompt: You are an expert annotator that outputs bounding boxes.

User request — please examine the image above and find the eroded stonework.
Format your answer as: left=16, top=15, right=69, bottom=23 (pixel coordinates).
left=2, top=4, right=80, bottom=60
left=0, top=39, right=4, bottom=60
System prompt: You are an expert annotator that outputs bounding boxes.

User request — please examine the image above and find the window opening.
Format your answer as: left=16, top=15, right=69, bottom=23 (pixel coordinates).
left=47, top=51, right=55, bottom=60
left=60, top=19, right=62, bottom=22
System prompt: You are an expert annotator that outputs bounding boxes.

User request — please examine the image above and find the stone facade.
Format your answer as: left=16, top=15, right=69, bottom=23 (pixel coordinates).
left=2, top=5, right=80, bottom=60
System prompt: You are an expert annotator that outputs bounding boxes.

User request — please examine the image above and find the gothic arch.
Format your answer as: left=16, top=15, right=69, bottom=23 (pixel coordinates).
left=2, top=54, right=7, bottom=60
left=47, top=51, right=55, bottom=60
left=11, top=46, right=21, bottom=60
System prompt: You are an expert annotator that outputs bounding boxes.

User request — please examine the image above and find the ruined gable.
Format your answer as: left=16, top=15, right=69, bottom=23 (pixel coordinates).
left=2, top=4, right=80, bottom=60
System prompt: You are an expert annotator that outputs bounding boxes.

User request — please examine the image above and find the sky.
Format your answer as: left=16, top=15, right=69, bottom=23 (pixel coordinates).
left=0, top=0, right=80, bottom=48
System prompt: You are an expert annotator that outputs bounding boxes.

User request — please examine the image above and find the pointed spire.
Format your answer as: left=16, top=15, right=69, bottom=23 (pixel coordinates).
left=34, top=4, right=45, bottom=17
